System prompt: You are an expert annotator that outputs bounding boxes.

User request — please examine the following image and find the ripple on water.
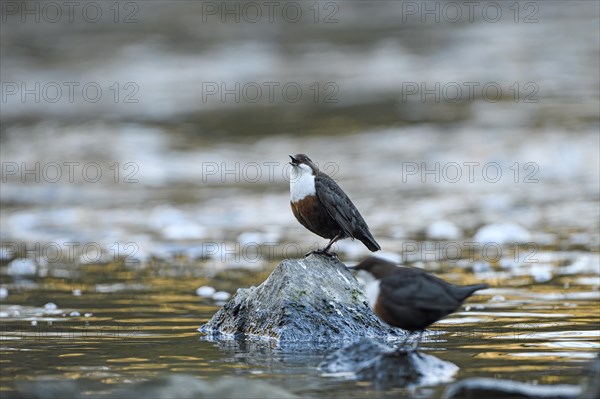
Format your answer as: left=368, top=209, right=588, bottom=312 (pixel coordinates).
left=526, top=341, right=600, bottom=350
left=509, top=352, right=598, bottom=360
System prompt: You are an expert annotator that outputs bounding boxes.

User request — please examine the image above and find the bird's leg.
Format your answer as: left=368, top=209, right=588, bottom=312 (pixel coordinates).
left=321, top=232, right=343, bottom=255
left=392, top=331, right=414, bottom=354
left=396, top=330, right=425, bottom=352
left=398, top=331, right=414, bottom=350
left=304, top=233, right=343, bottom=258
left=304, top=248, right=337, bottom=258
left=408, top=330, right=425, bottom=352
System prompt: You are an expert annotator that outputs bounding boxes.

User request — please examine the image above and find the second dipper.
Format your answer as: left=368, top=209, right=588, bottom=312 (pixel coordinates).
left=350, top=256, right=488, bottom=344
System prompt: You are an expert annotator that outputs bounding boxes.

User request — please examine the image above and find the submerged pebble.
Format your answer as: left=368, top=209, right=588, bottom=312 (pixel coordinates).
left=163, top=222, right=206, bottom=240
left=237, top=231, right=267, bottom=246
left=196, top=286, right=216, bottom=297
left=530, top=265, right=553, bottom=283
left=319, top=338, right=458, bottom=386
left=472, top=261, right=491, bottom=272
left=426, top=220, right=461, bottom=240
left=474, top=223, right=531, bottom=245
left=7, top=258, right=37, bottom=276
left=211, top=291, right=231, bottom=301
left=44, top=302, right=57, bottom=310
left=560, top=255, right=599, bottom=275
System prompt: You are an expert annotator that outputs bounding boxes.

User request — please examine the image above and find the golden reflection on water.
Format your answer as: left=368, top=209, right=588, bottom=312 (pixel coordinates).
left=479, top=364, right=573, bottom=373
left=159, top=355, right=202, bottom=361
left=0, top=258, right=598, bottom=398
left=107, top=357, right=150, bottom=363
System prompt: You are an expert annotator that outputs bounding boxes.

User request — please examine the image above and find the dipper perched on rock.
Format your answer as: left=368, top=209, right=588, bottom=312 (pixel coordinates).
left=289, top=154, right=380, bottom=256
left=350, top=256, right=488, bottom=345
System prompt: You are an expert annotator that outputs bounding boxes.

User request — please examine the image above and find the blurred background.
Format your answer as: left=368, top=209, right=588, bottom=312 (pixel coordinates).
left=1, top=1, right=599, bottom=398
left=2, top=1, right=599, bottom=261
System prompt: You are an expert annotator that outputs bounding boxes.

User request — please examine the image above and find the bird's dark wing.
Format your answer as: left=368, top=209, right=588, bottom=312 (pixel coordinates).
left=314, top=172, right=361, bottom=238
left=379, top=271, right=462, bottom=312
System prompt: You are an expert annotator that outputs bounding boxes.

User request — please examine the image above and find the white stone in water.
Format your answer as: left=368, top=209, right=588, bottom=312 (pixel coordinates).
left=443, top=377, right=583, bottom=399
left=237, top=232, right=265, bottom=246
left=70, top=311, right=81, bottom=317
left=489, top=295, right=506, bottom=303
left=84, top=313, right=93, bottom=317
left=472, top=261, right=491, bottom=272
left=0, top=287, right=8, bottom=299
left=560, top=255, right=598, bottom=274
left=163, top=222, right=206, bottom=240
left=426, top=220, right=461, bottom=240
left=7, top=258, right=37, bottom=276
left=474, top=222, right=531, bottom=245
left=499, top=258, right=518, bottom=269
left=531, top=264, right=553, bottom=283
left=44, top=302, right=57, bottom=310
left=212, top=291, right=231, bottom=301
left=72, top=289, right=82, bottom=296
left=196, top=286, right=216, bottom=297
left=318, top=338, right=458, bottom=386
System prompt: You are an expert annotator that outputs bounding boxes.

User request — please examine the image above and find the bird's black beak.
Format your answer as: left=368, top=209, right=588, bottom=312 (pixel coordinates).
left=289, top=155, right=298, bottom=166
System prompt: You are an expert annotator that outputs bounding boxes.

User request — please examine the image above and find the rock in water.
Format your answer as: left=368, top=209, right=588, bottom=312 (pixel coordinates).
left=580, top=354, right=599, bottom=399
left=199, top=254, right=403, bottom=344
left=17, top=375, right=299, bottom=399
left=318, top=338, right=458, bottom=387
left=441, top=378, right=581, bottom=399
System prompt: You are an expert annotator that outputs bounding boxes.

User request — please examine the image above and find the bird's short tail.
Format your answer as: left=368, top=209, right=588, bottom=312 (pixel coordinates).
left=359, top=233, right=381, bottom=252
left=456, top=283, right=489, bottom=301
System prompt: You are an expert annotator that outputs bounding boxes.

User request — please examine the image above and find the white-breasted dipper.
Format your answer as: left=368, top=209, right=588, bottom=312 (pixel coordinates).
left=289, top=154, right=381, bottom=256
left=349, top=256, right=488, bottom=345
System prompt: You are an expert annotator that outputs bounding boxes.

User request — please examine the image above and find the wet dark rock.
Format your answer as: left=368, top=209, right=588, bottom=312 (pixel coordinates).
left=110, top=375, right=299, bottom=399
left=15, top=379, right=81, bottom=399
left=441, top=377, right=581, bottom=399
left=199, top=254, right=404, bottom=345
left=318, top=338, right=458, bottom=387
left=16, top=375, right=299, bottom=399
left=580, top=354, right=599, bottom=399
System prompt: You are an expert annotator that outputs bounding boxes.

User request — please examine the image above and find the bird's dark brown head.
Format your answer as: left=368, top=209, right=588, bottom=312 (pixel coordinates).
left=351, top=256, right=399, bottom=279
left=289, top=154, right=318, bottom=174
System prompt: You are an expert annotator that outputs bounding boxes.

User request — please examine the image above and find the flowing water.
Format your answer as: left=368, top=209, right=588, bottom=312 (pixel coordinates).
left=1, top=1, right=599, bottom=397
left=1, top=251, right=598, bottom=398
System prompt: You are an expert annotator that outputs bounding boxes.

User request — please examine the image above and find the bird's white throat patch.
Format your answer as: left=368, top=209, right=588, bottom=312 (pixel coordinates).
left=290, top=164, right=316, bottom=202
left=355, top=270, right=380, bottom=310
left=363, top=281, right=381, bottom=310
